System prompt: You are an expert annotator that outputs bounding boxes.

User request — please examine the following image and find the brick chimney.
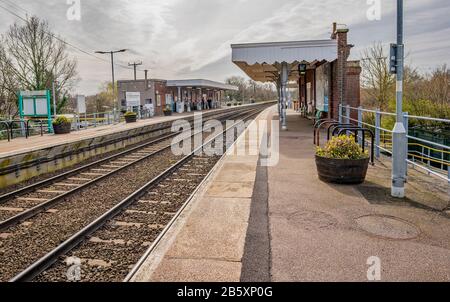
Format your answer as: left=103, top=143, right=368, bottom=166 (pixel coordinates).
left=332, top=23, right=351, bottom=109
left=144, top=69, right=149, bottom=90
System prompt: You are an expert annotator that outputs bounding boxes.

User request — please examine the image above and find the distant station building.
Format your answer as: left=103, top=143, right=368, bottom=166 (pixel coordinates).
left=231, top=22, right=361, bottom=128
left=117, top=77, right=238, bottom=116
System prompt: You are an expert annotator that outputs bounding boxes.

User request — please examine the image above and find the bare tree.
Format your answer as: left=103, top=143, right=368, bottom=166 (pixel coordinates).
left=0, top=16, right=78, bottom=117
left=426, top=64, right=449, bottom=107
left=85, top=82, right=116, bottom=114
left=225, top=76, right=276, bottom=103
left=360, top=43, right=395, bottom=111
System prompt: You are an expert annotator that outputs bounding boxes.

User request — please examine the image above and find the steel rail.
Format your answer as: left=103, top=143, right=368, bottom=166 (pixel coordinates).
left=0, top=106, right=254, bottom=202
left=9, top=108, right=264, bottom=282
left=0, top=106, right=251, bottom=176
left=0, top=107, right=260, bottom=231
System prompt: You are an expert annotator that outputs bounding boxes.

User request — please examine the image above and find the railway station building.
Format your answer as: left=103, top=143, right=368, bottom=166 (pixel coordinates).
left=117, top=78, right=238, bottom=116
left=231, top=23, right=361, bottom=129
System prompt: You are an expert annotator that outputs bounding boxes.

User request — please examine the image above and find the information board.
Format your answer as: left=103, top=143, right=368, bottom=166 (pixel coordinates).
left=126, top=92, right=141, bottom=107
left=19, top=90, right=52, bottom=132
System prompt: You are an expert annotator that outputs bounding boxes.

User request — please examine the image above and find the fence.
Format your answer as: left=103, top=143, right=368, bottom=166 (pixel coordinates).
left=339, top=104, right=450, bottom=183
left=0, top=109, right=155, bottom=141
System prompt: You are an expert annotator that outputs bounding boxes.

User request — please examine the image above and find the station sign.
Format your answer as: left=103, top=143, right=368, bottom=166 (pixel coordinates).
left=77, top=95, right=86, bottom=114
left=126, top=92, right=141, bottom=107
left=389, top=43, right=398, bottom=74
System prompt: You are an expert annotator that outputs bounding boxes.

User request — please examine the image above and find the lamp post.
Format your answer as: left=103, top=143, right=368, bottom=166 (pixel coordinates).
left=391, top=0, right=407, bottom=198
left=95, top=49, right=127, bottom=114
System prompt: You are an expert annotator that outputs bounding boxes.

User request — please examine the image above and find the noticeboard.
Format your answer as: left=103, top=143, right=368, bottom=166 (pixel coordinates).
left=19, top=90, right=52, bottom=132
left=126, top=92, right=141, bottom=107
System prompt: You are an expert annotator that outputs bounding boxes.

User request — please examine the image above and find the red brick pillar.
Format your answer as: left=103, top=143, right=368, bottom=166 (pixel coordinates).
left=336, top=28, right=350, bottom=109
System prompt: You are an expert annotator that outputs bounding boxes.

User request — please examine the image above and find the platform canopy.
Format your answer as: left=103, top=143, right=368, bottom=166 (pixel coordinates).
left=231, top=39, right=337, bottom=82
left=166, top=79, right=238, bottom=91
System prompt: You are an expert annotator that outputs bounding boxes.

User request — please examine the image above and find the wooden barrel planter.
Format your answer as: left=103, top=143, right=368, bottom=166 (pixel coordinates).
left=53, top=122, right=71, bottom=135
left=315, top=155, right=370, bottom=184
left=125, top=115, right=137, bottom=123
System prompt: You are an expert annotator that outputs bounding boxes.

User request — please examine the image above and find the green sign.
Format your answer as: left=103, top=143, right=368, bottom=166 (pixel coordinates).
left=19, top=90, right=52, bottom=132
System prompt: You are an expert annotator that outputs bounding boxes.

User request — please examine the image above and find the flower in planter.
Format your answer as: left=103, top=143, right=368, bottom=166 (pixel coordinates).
left=52, top=116, right=71, bottom=126
left=124, top=111, right=137, bottom=117
left=317, top=135, right=368, bottom=160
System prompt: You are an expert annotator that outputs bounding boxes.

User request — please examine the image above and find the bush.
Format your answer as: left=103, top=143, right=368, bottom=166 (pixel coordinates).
left=124, top=111, right=137, bottom=117
left=52, top=116, right=71, bottom=126
left=317, top=135, right=368, bottom=160
left=237, top=102, right=242, bottom=106
left=233, top=102, right=238, bottom=106
left=226, top=102, right=232, bottom=107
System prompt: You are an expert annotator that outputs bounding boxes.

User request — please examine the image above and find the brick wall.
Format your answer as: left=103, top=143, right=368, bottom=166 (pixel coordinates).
left=346, top=61, right=362, bottom=121
left=154, top=80, right=167, bottom=116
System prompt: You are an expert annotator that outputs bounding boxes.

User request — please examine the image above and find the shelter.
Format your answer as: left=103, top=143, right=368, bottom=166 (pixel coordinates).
left=166, top=79, right=238, bottom=112
left=231, top=23, right=361, bottom=130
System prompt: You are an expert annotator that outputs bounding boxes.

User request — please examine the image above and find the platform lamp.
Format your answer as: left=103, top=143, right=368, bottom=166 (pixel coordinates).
left=298, top=63, right=307, bottom=111
left=298, top=63, right=307, bottom=75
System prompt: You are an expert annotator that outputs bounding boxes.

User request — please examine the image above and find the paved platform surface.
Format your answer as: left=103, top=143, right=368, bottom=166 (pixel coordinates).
left=132, top=107, right=450, bottom=282
left=0, top=110, right=211, bottom=158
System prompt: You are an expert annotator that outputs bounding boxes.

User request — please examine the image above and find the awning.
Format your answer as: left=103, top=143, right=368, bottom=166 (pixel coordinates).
left=166, top=79, right=238, bottom=91
left=231, top=39, right=337, bottom=82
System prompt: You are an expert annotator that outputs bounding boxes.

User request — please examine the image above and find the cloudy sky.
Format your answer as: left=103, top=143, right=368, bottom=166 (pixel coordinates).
left=0, top=0, right=449, bottom=95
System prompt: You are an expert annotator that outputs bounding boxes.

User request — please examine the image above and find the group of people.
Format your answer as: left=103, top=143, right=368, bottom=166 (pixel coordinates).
left=186, top=98, right=215, bottom=111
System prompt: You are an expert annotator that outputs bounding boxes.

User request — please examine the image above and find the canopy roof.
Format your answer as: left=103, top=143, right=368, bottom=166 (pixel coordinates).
left=231, top=39, right=337, bottom=82
left=166, top=79, right=238, bottom=91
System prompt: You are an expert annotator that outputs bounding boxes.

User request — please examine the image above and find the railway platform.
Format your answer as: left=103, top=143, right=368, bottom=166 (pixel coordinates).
left=131, top=107, right=450, bottom=282
left=0, top=111, right=208, bottom=158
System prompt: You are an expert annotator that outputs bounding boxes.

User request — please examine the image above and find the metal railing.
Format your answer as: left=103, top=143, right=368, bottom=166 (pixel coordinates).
left=0, top=119, right=48, bottom=141
left=339, top=104, right=450, bottom=183
left=0, top=109, right=157, bottom=141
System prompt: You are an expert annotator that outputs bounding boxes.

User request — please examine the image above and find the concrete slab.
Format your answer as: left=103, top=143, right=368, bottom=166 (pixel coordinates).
left=165, top=197, right=251, bottom=261
left=214, top=163, right=257, bottom=182
left=205, top=182, right=254, bottom=198
left=150, top=258, right=242, bottom=282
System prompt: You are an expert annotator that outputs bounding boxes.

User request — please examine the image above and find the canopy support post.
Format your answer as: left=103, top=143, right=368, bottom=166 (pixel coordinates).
left=281, top=62, right=289, bottom=131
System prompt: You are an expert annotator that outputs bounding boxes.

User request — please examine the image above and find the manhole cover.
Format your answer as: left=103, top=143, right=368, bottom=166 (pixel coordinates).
left=356, top=215, right=420, bottom=240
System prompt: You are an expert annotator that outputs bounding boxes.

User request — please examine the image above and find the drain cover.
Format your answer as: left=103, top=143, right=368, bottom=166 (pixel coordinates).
left=356, top=215, right=420, bottom=240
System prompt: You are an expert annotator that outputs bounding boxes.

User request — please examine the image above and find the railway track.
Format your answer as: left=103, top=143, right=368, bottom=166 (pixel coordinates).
left=0, top=105, right=269, bottom=281
left=0, top=107, right=256, bottom=230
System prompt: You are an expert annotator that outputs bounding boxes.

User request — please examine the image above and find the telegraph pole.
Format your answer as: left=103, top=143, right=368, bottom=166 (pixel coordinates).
left=95, top=49, right=127, bottom=112
left=391, top=0, right=407, bottom=198
left=128, top=61, right=143, bottom=80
